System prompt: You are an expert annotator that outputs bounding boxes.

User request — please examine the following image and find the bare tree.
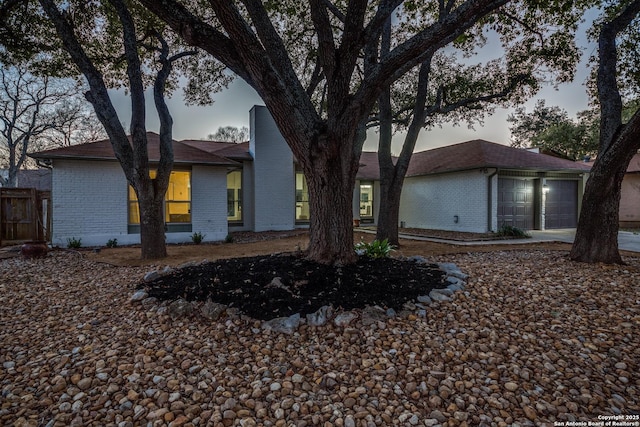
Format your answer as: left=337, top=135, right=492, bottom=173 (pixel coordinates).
left=0, top=63, right=98, bottom=187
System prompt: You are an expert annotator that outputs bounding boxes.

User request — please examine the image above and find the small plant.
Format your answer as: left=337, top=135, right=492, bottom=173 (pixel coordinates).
left=354, top=238, right=395, bottom=258
left=496, top=224, right=531, bottom=238
left=67, top=237, right=82, bottom=249
left=224, top=234, right=234, bottom=244
left=106, top=238, right=118, bottom=248
left=191, top=231, right=206, bottom=244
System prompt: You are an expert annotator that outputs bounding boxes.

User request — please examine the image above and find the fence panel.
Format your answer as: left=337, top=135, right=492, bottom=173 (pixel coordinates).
left=0, top=188, right=51, bottom=245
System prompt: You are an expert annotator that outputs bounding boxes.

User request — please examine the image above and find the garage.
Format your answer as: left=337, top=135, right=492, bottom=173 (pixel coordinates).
left=545, top=180, right=578, bottom=229
left=497, top=178, right=535, bottom=230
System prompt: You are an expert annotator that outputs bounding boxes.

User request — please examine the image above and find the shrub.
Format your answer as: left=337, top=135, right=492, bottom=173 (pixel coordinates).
left=354, top=238, right=395, bottom=258
left=496, top=224, right=531, bottom=238
left=191, top=231, right=206, bottom=244
left=106, top=238, right=118, bottom=248
left=224, top=234, right=234, bottom=244
left=67, top=237, right=82, bottom=249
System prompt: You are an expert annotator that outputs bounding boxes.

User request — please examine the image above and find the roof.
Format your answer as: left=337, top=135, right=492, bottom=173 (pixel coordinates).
left=627, top=153, right=640, bottom=173
left=357, top=152, right=389, bottom=180
left=181, top=140, right=252, bottom=161
left=30, top=132, right=239, bottom=166
left=404, top=139, right=591, bottom=177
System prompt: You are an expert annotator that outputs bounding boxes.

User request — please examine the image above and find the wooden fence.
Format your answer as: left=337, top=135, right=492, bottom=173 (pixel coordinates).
left=0, top=188, right=51, bottom=246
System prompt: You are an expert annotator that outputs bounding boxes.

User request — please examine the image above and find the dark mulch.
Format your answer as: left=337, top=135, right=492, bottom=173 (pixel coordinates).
left=140, top=253, right=445, bottom=320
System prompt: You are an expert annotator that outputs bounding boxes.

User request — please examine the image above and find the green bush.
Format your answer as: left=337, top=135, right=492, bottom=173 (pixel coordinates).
left=224, top=234, right=234, bottom=244
left=191, top=231, right=206, bottom=244
left=67, top=237, right=82, bottom=249
left=106, top=238, right=118, bottom=248
left=496, top=224, right=531, bottom=238
left=354, top=238, right=395, bottom=258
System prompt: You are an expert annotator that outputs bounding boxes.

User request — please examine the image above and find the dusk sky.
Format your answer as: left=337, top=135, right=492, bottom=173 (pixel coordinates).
left=109, top=14, right=597, bottom=154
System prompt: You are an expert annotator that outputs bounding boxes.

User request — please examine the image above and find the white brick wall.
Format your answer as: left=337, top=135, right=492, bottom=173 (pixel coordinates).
left=51, top=160, right=130, bottom=247
left=399, top=170, right=490, bottom=233
left=51, top=160, right=230, bottom=247
left=250, top=106, right=295, bottom=231
left=190, top=166, right=228, bottom=242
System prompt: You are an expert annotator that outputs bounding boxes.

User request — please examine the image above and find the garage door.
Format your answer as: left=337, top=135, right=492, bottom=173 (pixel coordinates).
left=545, top=180, right=578, bottom=229
left=498, top=178, right=535, bottom=229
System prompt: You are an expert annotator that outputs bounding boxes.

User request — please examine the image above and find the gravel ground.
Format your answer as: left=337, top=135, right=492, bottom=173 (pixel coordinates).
left=1, top=249, right=639, bottom=427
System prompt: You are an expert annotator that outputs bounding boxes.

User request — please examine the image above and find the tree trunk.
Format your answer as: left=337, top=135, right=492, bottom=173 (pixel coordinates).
left=376, top=180, right=402, bottom=246
left=570, top=1, right=640, bottom=264
left=303, top=140, right=359, bottom=265
left=569, top=158, right=625, bottom=264
left=137, top=181, right=168, bottom=259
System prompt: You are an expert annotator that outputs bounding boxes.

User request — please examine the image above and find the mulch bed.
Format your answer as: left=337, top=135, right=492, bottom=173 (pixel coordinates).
left=140, top=253, right=445, bottom=320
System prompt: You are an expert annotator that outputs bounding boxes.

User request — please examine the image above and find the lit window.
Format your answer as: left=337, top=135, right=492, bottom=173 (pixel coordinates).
left=295, top=171, right=310, bottom=222
left=128, top=170, right=191, bottom=225
left=227, top=170, right=242, bottom=222
left=360, top=182, right=374, bottom=218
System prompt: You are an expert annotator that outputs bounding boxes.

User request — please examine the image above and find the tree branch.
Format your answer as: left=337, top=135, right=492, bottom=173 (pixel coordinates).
left=355, top=0, right=509, bottom=118
left=136, top=0, right=251, bottom=83
left=38, top=0, right=134, bottom=176
left=598, top=0, right=640, bottom=152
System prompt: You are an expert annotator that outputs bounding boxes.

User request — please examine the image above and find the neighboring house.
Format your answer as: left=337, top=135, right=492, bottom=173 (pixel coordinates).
left=620, top=152, right=640, bottom=228
left=30, top=105, right=591, bottom=247
left=0, top=169, right=51, bottom=191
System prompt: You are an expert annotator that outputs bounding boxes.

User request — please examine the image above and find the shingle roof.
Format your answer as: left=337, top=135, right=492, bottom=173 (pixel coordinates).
left=30, top=132, right=239, bottom=166
left=357, top=152, right=388, bottom=180
left=404, top=139, right=591, bottom=177
left=181, top=140, right=252, bottom=161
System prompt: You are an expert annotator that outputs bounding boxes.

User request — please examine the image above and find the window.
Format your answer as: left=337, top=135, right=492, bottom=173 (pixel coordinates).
left=360, top=181, right=374, bottom=219
left=227, top=170, right=242, bottom=222
left=128, top=170, right=191, bottom=231
left=295, top=171, right=310, bottom=222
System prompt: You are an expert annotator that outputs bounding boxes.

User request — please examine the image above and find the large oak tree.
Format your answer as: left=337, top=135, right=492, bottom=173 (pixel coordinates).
left=137, top=0, right=517, bottom=264
left=570, top=0, right=640, bottom=264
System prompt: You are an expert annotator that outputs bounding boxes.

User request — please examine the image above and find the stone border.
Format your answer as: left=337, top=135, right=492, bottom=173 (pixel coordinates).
left=130, top=256, right=469, bottom=334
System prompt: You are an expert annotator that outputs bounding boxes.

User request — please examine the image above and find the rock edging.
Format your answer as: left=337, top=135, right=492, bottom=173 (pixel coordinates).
left=130, top=256, right=469, bottom=334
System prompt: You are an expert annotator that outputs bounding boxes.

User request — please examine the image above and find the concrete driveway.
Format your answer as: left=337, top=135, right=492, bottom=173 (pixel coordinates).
left=530, top=229, right=640, bottom=253
left=393, top=228, right=640, bottom=253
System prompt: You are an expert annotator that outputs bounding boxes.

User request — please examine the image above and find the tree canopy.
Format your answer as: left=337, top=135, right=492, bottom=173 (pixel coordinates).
left=508, top=100, right=599, bottom=161
left=134, top=0, right=586, bottom=264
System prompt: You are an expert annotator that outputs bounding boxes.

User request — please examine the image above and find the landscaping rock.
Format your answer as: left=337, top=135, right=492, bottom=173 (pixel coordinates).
left=2, top=250, right=639, bottom=426
left=130, top=289, right=148, bottom=302
left=333, top=312, right=358, bottom=327
left=167, top=298, right=193, bottom=319
left=200, top=301, right=226, bottom=321
left=262, top=313, right=300, bottom=334
left=306, top=305, right=333, bottom=326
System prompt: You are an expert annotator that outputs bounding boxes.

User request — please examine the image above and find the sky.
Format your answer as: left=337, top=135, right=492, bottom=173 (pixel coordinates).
left=109, top=13, right=598, bottom=155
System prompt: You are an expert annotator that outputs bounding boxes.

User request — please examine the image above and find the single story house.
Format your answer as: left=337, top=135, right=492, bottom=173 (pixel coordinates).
left=620, top=152, right=640, bottom=228
left=30, top=105, right=591, bottom=247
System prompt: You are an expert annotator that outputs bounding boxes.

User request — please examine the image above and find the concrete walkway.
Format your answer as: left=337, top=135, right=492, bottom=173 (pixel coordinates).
left=362, top=228, right=640, bottom=253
